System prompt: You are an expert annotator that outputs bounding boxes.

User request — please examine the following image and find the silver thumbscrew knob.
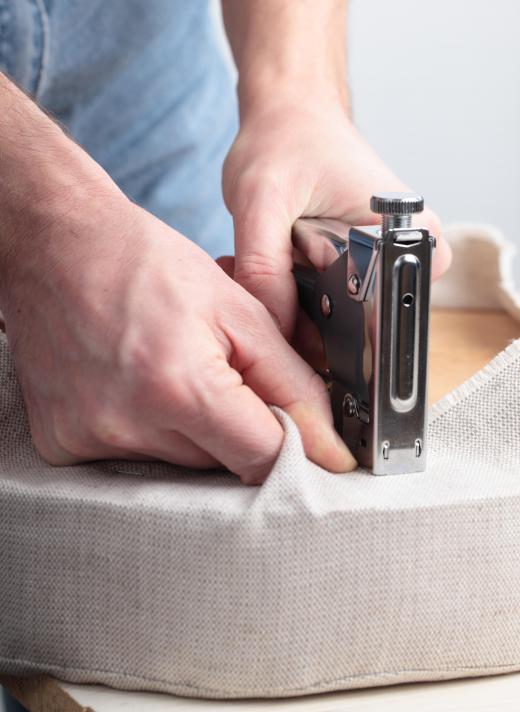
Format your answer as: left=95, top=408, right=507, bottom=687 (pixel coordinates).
left=370, top=192, right=424, bottom=233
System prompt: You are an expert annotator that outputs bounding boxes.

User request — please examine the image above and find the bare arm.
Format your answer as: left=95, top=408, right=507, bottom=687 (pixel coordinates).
left=221, top=0, right=349, bottom=117
left=0, top=73, right=115, bottom=277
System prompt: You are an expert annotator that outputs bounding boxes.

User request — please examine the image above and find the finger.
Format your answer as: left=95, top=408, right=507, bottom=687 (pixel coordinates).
left=139, top=429, right=221, bottom=470
left=231, top=180, right=297, bottom=337
left=224, top=302, right=357, bottom=474
left=90, top=418, right=221, bottom=470
left=31, top=395, right=220, bottom=470
left=173, top=359, right=286, bottom=484
left=421, top=208, right=452, bottom=281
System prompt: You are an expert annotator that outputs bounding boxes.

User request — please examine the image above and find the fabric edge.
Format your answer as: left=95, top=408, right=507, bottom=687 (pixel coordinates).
left=2, top=656, right=520, bottom=701
left=429, top=338, right=520, bottom=423
left=442, top=222, right=520, bottom=320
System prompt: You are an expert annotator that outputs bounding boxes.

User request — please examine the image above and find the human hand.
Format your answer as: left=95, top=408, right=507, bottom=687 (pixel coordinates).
left=223, top=99, right=452, bottom=337
left=0, top=189, right=356, bottom=484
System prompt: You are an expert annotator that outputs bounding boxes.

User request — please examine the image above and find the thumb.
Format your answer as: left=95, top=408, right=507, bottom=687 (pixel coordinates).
left=231, top=182, right=297, bottom=337
left=421, top=208, right=452, bottom=280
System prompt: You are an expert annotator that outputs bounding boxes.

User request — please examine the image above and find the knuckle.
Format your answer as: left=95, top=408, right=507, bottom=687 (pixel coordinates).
left=87, top=410, right=136, bottom=451
left=234, top=251, right=283, bottom=285
left=143, top=356, right=206, bottom=429
left=248, top=299, right=274, bottom=331
left=306, top=369, right=330, bottom=405
left=189, top=358, right=237, bottom=414
left=122, top=339, right=207, bottom=427
left=231, top=168, right=287, bottom=221
left=159, top=364, right=196, bottom=416
left=237, top=291, right=270, bottom=323
left=119, top=339, right=155, bottom=381
left=125, top=343, right=193, bottom=412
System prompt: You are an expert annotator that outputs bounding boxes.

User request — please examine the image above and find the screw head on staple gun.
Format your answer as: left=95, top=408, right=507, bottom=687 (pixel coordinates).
left=370, top=192, right=424, bottom=216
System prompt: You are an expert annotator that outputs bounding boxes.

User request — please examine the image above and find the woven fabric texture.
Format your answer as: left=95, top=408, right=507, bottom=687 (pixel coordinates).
left=1, top=226, right=520, bottom=699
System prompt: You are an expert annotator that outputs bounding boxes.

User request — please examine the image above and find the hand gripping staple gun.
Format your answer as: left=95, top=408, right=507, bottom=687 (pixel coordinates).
left=292, top=193, right=435, bottom=475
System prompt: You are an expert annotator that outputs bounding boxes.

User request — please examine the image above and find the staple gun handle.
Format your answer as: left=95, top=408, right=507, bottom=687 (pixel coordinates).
left=291, top=217, right=348, bottom=321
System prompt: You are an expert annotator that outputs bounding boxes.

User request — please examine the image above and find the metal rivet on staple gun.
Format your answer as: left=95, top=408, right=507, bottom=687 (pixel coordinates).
left=382, top=441, right=390, bottom=460
left=347, top=273, right=360, bottom=295
left=343, top=393, right=358, bottom=418
left=320, top=293, right=332, bottom=317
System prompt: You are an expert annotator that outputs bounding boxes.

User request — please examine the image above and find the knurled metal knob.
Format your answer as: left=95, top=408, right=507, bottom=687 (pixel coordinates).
left=370, top=192, right=424, bottom=216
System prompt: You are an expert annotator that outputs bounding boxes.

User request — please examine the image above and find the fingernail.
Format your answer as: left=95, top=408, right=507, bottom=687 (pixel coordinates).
left=311, top=421, right=357, bottom=473
left=328, top=427, right=358, bottom=473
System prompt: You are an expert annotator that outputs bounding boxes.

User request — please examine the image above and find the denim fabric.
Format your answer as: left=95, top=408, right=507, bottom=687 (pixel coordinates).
left=0, top=0, right=238, bottom=257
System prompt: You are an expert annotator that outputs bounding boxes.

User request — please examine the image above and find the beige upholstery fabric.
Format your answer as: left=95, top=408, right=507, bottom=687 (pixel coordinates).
left=1, top=225, right=520, bottom=699
left=431, top=223, right=520, bottom=319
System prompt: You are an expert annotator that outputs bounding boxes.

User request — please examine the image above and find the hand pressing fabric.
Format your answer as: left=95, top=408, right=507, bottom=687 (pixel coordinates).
left=0, top=75, right=354, bottom=485
left=0, top=1, right=451, bottom=487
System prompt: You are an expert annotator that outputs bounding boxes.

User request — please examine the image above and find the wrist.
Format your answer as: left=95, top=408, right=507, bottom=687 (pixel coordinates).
left=237, top=84, right=351, bottom=133
left=237, top=73, right=350, bottom=124
left=1, top=137, right=114, bottom=238
left=0, top=158, right=126, bottom=310
left=0, top=141, right=121, bottom=272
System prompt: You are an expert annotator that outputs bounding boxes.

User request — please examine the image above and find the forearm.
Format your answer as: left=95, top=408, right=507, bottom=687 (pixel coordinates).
left=0, top=73, right=116, bottom=271
left=221, top=0, right=349, bottom=118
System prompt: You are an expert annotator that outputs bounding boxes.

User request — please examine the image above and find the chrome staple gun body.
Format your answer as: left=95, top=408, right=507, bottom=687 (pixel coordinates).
left=292, top=193, right=435, bottom=475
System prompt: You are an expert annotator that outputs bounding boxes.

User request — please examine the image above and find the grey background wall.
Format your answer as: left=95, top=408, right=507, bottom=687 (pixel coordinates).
left=348, top=0, right=520, bottom=281
left=213, top=0, right=520, bottom=282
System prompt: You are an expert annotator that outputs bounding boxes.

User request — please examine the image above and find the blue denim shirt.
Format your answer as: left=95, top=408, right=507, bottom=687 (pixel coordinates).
left=0, top=0, right=238, bottom=257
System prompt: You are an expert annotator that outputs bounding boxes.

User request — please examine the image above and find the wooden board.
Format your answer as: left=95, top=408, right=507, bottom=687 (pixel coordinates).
left=2, top=309, right=519, bottom=712
left=428, top=309, right=520, bottom=404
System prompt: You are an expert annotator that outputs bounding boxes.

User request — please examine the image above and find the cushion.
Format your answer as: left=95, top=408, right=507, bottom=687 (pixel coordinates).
left=1, top=225, right=520, bottom=699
